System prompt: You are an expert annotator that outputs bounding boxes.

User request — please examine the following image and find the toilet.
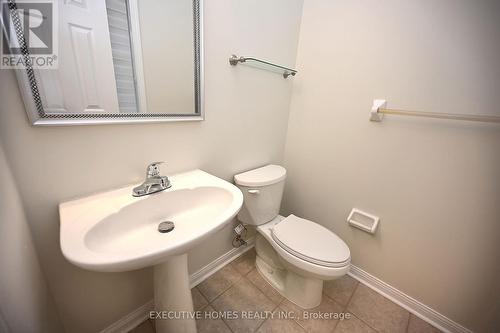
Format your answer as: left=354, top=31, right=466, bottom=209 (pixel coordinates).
left=234, top=164, right=350, bottom=309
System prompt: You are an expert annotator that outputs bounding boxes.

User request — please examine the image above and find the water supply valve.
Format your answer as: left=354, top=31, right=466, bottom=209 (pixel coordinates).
left=232, top=223, right=248, bottom=248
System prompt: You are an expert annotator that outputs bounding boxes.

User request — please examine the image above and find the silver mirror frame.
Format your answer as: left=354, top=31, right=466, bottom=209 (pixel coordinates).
left=2, top=0, right=204, bottom=126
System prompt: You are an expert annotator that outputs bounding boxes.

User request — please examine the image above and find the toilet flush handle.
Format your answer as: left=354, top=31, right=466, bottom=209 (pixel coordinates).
left=248, top=189, right=260, bottom=194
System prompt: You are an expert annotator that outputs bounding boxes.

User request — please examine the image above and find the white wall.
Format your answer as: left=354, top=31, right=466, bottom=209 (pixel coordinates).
left=0, top=142, right=63, bottom=333
left=0, top=0, right=303, bottom=332
left=283, top=1, right=500, bottom=332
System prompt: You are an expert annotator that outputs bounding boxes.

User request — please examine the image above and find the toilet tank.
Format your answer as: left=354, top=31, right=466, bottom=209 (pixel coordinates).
left=234, top=165, right=286, bottom=225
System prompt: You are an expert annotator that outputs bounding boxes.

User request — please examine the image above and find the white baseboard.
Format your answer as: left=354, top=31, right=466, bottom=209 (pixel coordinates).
left=99, top=239, right=255, bottom=333
left=100, top=300, right=154, bottom=333
left=190, top=237, right=255, bottom=288
left=348, top=265, right=473, bottom=333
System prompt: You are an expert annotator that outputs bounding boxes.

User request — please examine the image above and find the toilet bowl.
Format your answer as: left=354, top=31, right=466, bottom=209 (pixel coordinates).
left=234, top=165, right=350, bottom=309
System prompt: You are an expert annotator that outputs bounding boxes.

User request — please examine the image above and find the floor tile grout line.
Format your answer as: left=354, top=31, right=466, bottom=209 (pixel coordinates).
left=343, top=281, right=383, bottom=333
left=344, top=279, right=360, bottom=312
left=214, top=287, right=278, bottom=333
left=201, top=302, right=236, bottom=333
left=321, top=290, right=355, bottom=332
left=275, top=294, right=306, bottom=331
left=205, top=281, right=233, bottom=310
left=218, top=308, right=236, bottom=333
left=205, top=273, right=278, bottom=333
left=349, top=312, right=381, bottom=333
left=243, top=274, right=281, bottom=308
left=222, top=315, right=236, bottom=333
left=244, top=272, right=283, bottom=314
left=405, top=312, right=411, bottom=333
left=229, top=250, right=256, bottom=276
left=205, top=252, right=265, bottom=332
left=245, top=269, right=284, bottom=307
left=315, top=292, right=346, bottom=333
left=199, top=265, right=246, bottom=304
left=321, top=291, right=349, bottom=311
left=199, top=281, right=231, bottom=305
left=330, top=316, right=341, bottom=333
left=193, top=286, right=209, bottom=309
left=251, top=302, right=281, bottom=333
left=204, top=250, right=281, bottom=318
left=238, top=272, right=278, bottom=304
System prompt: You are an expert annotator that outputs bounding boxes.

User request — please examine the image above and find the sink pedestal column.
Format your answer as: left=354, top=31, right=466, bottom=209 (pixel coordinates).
left=154, top=254, right=196, bottom=333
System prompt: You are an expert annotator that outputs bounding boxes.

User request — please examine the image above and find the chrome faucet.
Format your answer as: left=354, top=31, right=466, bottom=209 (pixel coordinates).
left=132, top=162, right=171, bottom=197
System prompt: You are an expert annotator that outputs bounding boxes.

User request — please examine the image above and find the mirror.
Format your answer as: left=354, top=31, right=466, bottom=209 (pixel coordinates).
left=2, top=0, right=203, bottom=125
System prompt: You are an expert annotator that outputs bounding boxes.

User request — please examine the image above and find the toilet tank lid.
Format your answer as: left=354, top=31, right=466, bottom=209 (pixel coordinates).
left=234, top=165, right=286, bottom=187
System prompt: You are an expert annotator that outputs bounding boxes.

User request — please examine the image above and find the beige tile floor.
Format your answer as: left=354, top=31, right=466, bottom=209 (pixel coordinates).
left=131, top=249, right=442, bottom=333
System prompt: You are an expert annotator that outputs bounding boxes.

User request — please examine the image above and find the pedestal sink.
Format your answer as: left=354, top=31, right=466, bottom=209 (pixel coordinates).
left=59, top=169, right=243, bottom=333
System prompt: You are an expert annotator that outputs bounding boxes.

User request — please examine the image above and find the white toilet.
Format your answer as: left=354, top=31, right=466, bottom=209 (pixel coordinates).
left=234, top=164, right=350, bottom=309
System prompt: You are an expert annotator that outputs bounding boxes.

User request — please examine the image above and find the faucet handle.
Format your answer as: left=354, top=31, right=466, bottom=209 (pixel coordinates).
left=146, top=162, right=164, bottom=177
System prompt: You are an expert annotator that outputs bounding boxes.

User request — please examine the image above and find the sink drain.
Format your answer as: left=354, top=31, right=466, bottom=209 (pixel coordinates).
left=158, top=221, right=175, bottom=233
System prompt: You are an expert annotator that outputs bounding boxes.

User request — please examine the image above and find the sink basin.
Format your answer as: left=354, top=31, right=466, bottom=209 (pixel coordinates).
left=59, top=169, right=243, bottom=332
left=84, top=187, right=234, bottom=263
left=60, top=169, right=242, bottom=272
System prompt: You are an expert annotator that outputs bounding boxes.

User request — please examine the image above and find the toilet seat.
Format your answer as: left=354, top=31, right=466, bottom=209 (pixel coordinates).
left=271, top=215, right=350, bottom=268
left=257, top=214, right=350, bottom=282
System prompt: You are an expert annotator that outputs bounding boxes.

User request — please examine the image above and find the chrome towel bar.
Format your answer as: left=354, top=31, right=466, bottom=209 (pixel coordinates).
left=229, top=54, right=298, bottom=79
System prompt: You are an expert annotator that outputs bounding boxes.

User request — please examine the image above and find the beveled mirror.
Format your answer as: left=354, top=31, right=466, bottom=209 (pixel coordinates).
left=1, top=0, right=203, bottom=125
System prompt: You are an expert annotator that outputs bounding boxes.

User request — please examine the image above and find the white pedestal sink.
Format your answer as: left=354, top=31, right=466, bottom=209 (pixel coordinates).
left=59, top=170, right=243, bottom=333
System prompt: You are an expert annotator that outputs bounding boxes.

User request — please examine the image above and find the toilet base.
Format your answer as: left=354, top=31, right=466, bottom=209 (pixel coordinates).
left=252, top=215, right=350, bottom=309
left=256, top=252, right=323, bottom=309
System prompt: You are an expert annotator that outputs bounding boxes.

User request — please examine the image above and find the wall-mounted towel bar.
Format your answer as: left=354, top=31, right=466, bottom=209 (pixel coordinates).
left=370, top=99, right=500, bottom=123
left=229, top=54, right=298, bottom=79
